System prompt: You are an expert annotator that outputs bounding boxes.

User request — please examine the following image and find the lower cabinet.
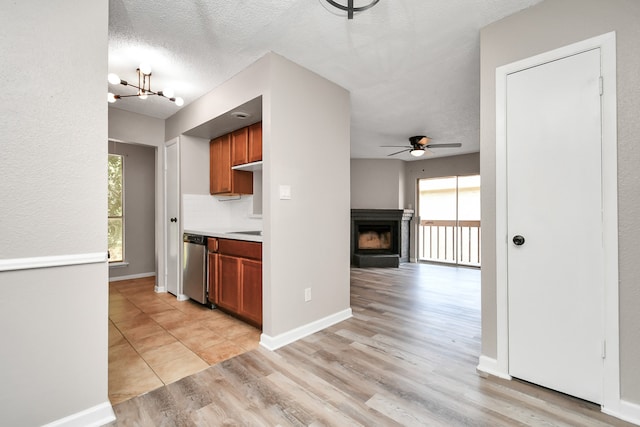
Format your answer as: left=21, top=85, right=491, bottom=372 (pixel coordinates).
left=208, top=239, right=262, bottom=328
left=238, top=258, right=262, bottom=326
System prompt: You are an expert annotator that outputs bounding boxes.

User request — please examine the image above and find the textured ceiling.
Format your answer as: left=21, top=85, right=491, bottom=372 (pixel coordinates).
left=108, top=0, right=543, bottom=159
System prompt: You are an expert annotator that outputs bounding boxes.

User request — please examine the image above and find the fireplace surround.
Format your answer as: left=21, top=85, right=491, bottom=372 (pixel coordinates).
left=351, top=209, right=413, bottom=268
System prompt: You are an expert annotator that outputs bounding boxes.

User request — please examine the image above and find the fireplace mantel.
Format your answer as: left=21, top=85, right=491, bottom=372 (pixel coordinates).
left=350, top=209, right=413, bottom=268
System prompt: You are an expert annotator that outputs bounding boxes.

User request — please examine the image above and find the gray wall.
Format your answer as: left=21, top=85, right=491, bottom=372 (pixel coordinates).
left=166, top=53, right=351, bottom=340
left=108, top=141, right=156, bottom=279
left=480, top=0, right=640, bottom=403
left=0, top=2, right=111, bottom=426
left=350, top=154, right=480, bottom=261
left=108, top=107, right=166, bottom=289
left=351, top=159, right=406, bottom=209
left=180, top=135, right=210, bottom=195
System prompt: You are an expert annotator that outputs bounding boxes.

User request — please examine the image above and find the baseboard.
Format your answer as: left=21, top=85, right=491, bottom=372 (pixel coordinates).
left=108, top=272, right=155, bottom=282
left=177, top=293, right=189, bottom=301
left=154, top=285, right=167, bottom=293
left=476, top=355, right=511, bottom=380
left=0, top=252, right=107, bottom=272
left=603, top=398, right=640, bottom=426
left=260, top=308, right=352, bottom=351
left=42, top=401, right=115, bottom=427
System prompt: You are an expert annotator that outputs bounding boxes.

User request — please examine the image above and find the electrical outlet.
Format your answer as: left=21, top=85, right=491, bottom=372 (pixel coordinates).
left=304, top=287, right=311, bottom=302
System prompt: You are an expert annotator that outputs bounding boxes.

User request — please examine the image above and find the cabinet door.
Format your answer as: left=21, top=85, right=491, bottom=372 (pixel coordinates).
left=239, top=259, right=262, bottom=327
left=231, top=127, right=249, bottom=166
left=209, top=135, right=232, bottom=194
left=216, top=254, right=240, bottom=312
left=207, top=252, right=218, bottom=304
left=248, top=122, right=262, bottom=163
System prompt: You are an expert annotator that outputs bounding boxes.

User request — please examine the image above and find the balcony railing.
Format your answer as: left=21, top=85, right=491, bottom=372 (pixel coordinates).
left=419, top=219, right=481, bottom=267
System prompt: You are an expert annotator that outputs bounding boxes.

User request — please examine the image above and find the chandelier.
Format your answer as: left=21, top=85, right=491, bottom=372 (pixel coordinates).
left=324, top=0, right=379, bottom=19
left=107, top=63, right=184, bottom=106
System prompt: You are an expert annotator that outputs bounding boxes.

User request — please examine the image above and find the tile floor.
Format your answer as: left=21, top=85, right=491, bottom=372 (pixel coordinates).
left=108, top=276, right=261, bottom=404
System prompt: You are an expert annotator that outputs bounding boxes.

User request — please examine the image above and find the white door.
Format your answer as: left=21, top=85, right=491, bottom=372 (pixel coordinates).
left=165, top=139, right=180, bottom=296
left=506, top=48, right=603, bottom=403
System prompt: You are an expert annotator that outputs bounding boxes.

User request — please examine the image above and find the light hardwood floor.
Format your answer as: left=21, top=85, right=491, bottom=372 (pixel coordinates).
left=108, top=264, right=633, bottom=426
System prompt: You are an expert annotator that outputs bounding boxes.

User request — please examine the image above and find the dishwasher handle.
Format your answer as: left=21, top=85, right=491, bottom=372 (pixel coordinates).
left=183, top=233, right=207, bottom=245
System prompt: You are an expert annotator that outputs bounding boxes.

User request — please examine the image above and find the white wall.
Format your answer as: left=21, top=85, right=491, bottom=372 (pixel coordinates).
left=0, top=2, right=112, bottom=426
left=350, top=159, right=406, bottom=209
left=480, top=0, right=640, bottom=406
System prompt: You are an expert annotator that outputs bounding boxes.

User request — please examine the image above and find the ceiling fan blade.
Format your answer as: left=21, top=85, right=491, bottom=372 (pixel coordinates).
left=387, top=148, right=411, bottom=156
left=425, top=143, right=462, bottom=148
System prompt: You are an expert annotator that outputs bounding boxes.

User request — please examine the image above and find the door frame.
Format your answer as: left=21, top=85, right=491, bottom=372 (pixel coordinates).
left=164, top=137, right=185, bottom=299
left=494, top=32, right=618, bottom=410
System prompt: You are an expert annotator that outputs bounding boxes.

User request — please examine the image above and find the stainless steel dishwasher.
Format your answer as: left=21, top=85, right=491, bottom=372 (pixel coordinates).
left=182, top=233, right=207, bottom=304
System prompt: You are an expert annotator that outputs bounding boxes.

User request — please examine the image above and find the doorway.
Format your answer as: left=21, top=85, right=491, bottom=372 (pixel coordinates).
left=494, top=32, right=619, bottom=407
left=417, top=175, right=481, bottom=267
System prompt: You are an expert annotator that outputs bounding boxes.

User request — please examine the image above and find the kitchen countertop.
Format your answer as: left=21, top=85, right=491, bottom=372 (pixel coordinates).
left=184, top=228, right=263, bottom=243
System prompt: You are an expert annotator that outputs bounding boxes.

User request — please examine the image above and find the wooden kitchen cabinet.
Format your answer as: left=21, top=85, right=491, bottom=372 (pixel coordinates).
left=209, top=134, right=252, bottom=195
left=217, top=254, right=241, bottom=312
left=213, top=239, right=263, bottom=328
left=231, top=127, right=249, bottom=166
left=207, top=238, right=219, bottom=304
left=231, top=122, right=262, bottom=166
left=238, top=258, right=262, bottom=325
left=248, top=122, right=262, bottom=163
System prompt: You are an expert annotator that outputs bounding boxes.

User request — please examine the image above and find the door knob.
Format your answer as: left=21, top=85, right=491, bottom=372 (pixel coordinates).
left=170, top=217, right=177, bottom=223
left=512, top=235, right=525, bottom=246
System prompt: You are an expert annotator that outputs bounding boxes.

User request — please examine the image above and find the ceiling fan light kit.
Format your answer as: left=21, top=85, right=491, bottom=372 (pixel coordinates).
left=107, top=64, right=184, bottom=107
left=382, top=135, right=462, bottom=157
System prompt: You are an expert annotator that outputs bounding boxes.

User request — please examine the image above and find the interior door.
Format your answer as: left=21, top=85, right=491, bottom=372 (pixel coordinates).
left=165, top=139, right=180, bottom=296
left=506, top=48, right=604, bottom=403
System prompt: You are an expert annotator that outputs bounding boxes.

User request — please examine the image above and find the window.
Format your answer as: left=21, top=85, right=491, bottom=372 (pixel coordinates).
left=417, top=175, right=481, bottom=267
left=108, top=154, right=124, bottom=262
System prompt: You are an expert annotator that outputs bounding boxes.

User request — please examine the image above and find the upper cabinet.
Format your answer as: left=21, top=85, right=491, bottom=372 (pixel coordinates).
left=231, top=122, right=262, bottom=166
left=231, top=127, right=249, bottom=166
left=248, top=122, right=262, bottom=163
left=210, top=133, right=253, bottom=195
left=209, top=121, right=262, bottom=196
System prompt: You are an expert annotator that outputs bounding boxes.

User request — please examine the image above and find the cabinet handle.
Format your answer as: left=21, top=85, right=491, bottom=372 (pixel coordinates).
left=170, top=217, right=177, bottom=223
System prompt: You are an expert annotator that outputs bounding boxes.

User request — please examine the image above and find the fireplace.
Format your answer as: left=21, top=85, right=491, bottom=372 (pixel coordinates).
left=351, top=209, right=413, bottom=268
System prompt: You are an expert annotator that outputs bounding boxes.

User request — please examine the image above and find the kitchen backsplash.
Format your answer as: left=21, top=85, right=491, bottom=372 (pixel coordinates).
left=183, top=194, right=262, bottom=230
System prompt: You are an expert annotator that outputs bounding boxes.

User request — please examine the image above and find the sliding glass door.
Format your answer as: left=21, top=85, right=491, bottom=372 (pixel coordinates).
left=418, top=175, right=481, bottom=267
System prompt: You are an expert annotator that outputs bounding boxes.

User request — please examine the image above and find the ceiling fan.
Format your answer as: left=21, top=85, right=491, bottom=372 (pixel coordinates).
left=382, top=136, right=462, bottom=157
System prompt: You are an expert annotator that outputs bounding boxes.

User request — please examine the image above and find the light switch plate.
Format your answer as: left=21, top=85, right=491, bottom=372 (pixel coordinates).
left=279, top=185, right=291, bottom=200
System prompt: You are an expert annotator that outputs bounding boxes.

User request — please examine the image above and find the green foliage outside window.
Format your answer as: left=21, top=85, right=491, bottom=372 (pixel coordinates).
left=108, top=154, right=123, bottom=262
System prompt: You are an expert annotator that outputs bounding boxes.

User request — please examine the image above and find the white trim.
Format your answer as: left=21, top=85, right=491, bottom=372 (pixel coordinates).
left=177, top=293, right=189, bottom=301
left=154, top=284, right=167, bottom=293
left=164, top=137, right=182, bottom=297
left=477, top=355, right=512, bottom=380
left=0, top=252, right=107, bottom=272
left=495, top=31, right=619, bottom=412
left=108, top=261, right=130, bottom=268
left=260, top=308, right=353, bottom=351
left=602, top=399, right=640, bottom=426
left=108, top=272, right=155, bottom=282
left=42, top=401, right=115, bottom=427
